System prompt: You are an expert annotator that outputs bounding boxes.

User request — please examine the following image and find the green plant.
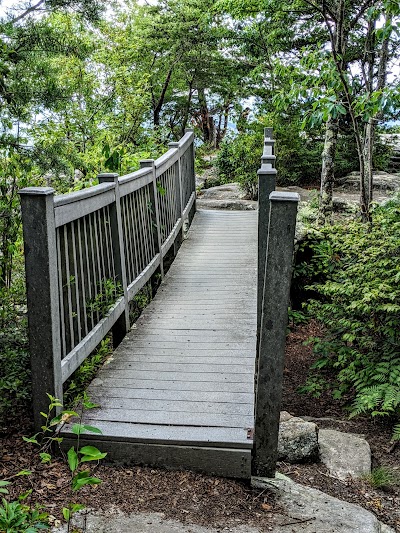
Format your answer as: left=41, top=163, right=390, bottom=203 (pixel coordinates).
left=20, top=394, right=106, bottom=531
left=64, top=338, right=112, bottom=407
left=0, top=276, right=30, bottom=426
left=295, top=197, right=400, bottom=439
left=0, top=498, right=49, bottom=533
left=362, top=467, right=399, bottom=489
left=216, top=130, right=262, bottom=199
left=86, top=278, right=122, bottom=319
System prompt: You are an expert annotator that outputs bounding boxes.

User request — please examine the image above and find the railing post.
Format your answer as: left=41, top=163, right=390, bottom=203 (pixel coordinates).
left=168, top=141, right=183, bottom=222
left=97, top=173, right=130, bottom=346
left=185, top=128, right=197, bottom=219
left=140, top=159, right=164, bottom=278
left=252, top=191, right=300, bottom=478
left=257, top=128, right=276, bottom=357
left=168, top=141, right=184, bottom=255
left=19, top=187, right=63, bottom=430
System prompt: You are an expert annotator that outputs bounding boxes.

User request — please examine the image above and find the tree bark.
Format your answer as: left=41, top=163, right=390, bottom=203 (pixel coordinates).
left=319, top=118, right=339, bottom=224
left=197, top=87, right=214, bottom=144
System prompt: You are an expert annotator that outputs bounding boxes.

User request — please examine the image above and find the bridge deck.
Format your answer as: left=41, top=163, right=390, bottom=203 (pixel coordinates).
left=62, top=210, right=257, bottom=478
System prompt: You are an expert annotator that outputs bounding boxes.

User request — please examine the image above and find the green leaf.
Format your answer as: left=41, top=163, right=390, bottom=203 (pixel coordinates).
left=0, top=481, right=10, bottom=494
left=82, top=425, right=103, bottom=434
left=40, top=452, right=52, bottom=464
left=72, top=475, right=102, bottom=492
left=62, top=507, right=70, bottom=521
left=16, top=469, right=32, bottom=476
left=67, top=447, right=79, bottom=472
left=22, top=436, right=39, bottom=445
left=78, top=445, right=104, bottom=457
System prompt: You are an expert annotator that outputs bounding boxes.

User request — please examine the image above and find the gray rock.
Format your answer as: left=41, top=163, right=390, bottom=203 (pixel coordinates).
left=278, top=412, right=319, bottom=463
left=319, top=429, right=371, bottom=480
left=196, top=198, right=257, bottom=210
left=252, top=476, right=392, bottom=532
left=198, top=182, right=248, bottom=200
left=341, top=171, right=400, bottom=192
left=52, top=510, right=260, bottom=533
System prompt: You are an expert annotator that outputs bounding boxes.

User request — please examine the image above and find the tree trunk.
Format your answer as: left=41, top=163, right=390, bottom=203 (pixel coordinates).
left=153, top=66, right=174, bottom=128
left=198, top=87, right=214, bottom=143
left=363, top=120, right=374, bottom=206
left=319, top=118, right=338, bottom=224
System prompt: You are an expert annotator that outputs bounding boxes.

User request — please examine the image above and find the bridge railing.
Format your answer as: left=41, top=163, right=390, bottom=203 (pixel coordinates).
left=20, top=130, right=196, bottom=429
left=253, top=127, right=300, bottom=479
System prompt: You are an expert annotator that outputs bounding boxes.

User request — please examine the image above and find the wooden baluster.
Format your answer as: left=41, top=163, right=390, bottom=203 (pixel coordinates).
left=97, top=173, right=130, bottom=347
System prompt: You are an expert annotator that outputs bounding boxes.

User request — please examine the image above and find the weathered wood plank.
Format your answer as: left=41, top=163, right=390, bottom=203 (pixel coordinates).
left=87, top=397, right=253, bottom=416
left=62, top=421, right=252, bottom=448
left=82, top=407, right=254, bottom=428
left=87, top=387, right=253, bottom=404
left=61, top=438, right=251, bottom=478
left=89, top=377, right=253, bottom=393
left=104, top=362, right=254, bottom=374
left=95, top=369, right=254, bottom=384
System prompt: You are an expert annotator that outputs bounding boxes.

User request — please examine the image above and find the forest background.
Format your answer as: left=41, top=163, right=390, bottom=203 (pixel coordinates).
left=1, top=0, right=400, bottom=443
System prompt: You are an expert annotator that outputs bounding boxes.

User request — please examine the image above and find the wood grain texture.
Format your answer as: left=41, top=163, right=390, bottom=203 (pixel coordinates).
left=61, top=209, right=257, bottom=478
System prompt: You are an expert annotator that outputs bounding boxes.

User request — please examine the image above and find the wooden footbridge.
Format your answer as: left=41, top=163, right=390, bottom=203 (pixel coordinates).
left=20, top=129, right=299, bottom=479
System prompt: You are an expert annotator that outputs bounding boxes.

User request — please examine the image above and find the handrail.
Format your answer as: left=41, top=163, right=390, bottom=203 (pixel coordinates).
left=19, top=130, right=196, bottom=430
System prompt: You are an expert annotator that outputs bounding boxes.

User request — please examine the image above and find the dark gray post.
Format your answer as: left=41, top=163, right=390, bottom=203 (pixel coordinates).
left=97, top=173, right=130, bottom=346
left=140, top=160, right=164, bottom=277
left=257, top=128, right=277, bottom=354
left=185, top=128, right=197, bottom=219
left=19, top=187, right=63, bottom=430
left=168, top=141, right=183, bottom=255
left=168, top=141, right=183, bottom=220
left=252, top=191, right=300, bottom=478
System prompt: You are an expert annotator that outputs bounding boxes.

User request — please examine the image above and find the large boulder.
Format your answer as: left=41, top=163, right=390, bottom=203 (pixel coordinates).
left=318, top=429, right=371, bottom=480
left=252, top=475, right=395, bottom=533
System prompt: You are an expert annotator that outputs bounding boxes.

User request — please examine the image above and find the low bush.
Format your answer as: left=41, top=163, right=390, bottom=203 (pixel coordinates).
left=295, top=196, right=400, bottom=440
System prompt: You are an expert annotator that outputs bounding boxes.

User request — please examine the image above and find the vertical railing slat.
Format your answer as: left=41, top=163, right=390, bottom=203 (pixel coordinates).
left=97, top=174, right=129, bottom=347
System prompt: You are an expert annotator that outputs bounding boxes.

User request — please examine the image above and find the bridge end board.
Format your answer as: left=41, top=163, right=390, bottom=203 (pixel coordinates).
left=60, top=436, right=251, bottom=479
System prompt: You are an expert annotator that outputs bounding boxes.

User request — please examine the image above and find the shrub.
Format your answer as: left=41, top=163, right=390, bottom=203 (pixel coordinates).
left=215, top=131, right=263, bottom=199
left=0, top=279, right=30, bottom=426
left=295, top=196, right=400, bottom=439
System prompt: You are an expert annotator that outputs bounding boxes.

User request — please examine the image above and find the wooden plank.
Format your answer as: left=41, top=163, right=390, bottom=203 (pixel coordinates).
left=61, top=438, right=251, bottom=478
left=104, top=362, right=254, bottom=374
left=95, top=369, right=254, bottom=384
left=62, top=420, right=251, bottom=448
left=88, top=397, right=253, bottom=416
left=81, top=407, right=254, bottom=428
left=87, top=387, right=253, bottom=404
left=105, top=355, right=254, bottom=365
left=89, top=377, right=253, bottom=393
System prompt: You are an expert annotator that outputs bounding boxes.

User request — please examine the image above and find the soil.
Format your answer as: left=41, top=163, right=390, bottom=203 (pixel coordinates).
left=1, top=321, right=399, bottom=531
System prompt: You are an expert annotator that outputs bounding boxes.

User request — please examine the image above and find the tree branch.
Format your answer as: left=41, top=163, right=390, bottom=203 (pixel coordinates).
left=9, top=0, right=46, bottom=24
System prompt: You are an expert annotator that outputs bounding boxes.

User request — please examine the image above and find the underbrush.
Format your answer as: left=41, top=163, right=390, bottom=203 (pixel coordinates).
left=294, top=195, right=400, bottom=440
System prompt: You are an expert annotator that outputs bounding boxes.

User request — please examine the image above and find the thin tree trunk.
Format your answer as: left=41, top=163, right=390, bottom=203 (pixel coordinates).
left=319, top=118, right=339, bottom=224
left=198, top=87, right=213, bottom=143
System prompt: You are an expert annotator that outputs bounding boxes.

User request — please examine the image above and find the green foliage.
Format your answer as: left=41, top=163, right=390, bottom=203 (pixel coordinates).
left=296, top=197, right=400, bottom=438
left=216, top=130, right=263, bottom=198
left=63, top=338, right=112, bottom=407
left=0, top=275, right=30, bottom=425
left=363, top=467, right=400, bottom=489
left=86, top=278, right=122, bottom=319
left=0, top=498, right=49, bottom=532
left=14, top=394, right=106, bottom=530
